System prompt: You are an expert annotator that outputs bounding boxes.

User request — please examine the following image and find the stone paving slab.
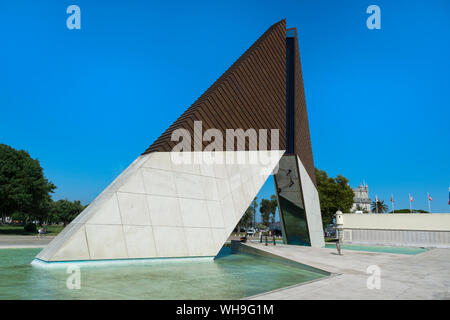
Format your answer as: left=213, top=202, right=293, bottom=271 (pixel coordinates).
left=0, top=235, right=53, bottom=248
left=244, top=242, right=450, bottom=300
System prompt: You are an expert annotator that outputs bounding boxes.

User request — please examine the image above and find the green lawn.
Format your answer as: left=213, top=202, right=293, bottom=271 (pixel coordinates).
left=0, top=224, right=64, bottom=236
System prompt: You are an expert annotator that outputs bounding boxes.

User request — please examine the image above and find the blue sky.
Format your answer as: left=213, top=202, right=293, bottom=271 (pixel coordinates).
left=1, top=0, right=449, bottom=214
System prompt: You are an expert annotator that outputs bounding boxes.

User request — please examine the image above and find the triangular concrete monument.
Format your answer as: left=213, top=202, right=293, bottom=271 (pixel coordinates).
left=37, top=151, right=284, bottom=261
left=35, top=19, right=324, bottom=263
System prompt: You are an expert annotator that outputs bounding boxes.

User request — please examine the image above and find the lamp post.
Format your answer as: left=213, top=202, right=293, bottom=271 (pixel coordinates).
left=335, top=210, right=344, bottom=255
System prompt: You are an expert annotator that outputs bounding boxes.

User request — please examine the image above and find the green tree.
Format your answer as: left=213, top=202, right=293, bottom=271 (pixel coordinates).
left=355, top=204, right=369, bottom=213
left=237, top=207, right=252, bottom=233
left=237, top=197, right=258, bottom=232
left=10, top=211, right=27, bottom=223
left=258, top=196, right=278, bottom=228
left=50, top=199, right=85, bottom=225
left=389, top=209, right=429, bottom=213
left=269, top=195, right=278, bottom=224
left=315, top=168, right=354, bottom=227
left=259, top=199, right=272, bottom=227
left=371, top=199, right=389, bottom=213
left=0, top=144, right=56, bottom=224
left=250, top=197, right=258, bottom=227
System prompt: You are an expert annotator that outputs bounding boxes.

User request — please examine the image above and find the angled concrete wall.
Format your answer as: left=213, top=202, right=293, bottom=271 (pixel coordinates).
left=297, top=156, right=325, bottom=248
left=274, top=155, right=324, bottom=248
left=36, top=151, right=284, bottom=262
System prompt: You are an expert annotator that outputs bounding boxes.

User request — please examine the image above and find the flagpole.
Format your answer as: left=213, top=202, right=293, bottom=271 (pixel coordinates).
left=409, top=194, right=412, bottom=213
left=392, top=194, right=395, bottom=213
left=427, top=193, right=431, bottom=213
left=376, top=195, right=378, bottom=214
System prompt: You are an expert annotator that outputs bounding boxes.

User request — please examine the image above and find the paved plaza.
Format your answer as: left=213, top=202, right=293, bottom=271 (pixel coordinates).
left=244, top=242, right=450, bottom=299
left=0, top=236, right=54, bottom=248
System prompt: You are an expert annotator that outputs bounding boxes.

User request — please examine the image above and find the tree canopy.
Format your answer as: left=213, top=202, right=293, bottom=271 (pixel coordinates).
left=259, top=195, right=278, bottom=227
left=49, top=199, right=85, bottom=225
left=238, top=197, right=258, bottom=230
left=259, top=199, right=272, bottom=227
left=239, top=206, right=253, bottom=229
left=315, top=168, right=354, bottom=227
left=355, top=204, right=369, bottom=213
left=239, top=195, right=278, bottom=231
left=389, top=209, right=429, bottom=213
left=371, top=200, right=389, bottom=213
left=269, top=195, right=277, bottom=224
left=0, top=144, right=56, bottom=223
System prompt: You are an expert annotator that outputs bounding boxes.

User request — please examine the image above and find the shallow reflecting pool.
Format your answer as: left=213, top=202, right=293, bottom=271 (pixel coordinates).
left=0, top=247, right=328, bottom=299
left=324, top=243, right=427, bottom=255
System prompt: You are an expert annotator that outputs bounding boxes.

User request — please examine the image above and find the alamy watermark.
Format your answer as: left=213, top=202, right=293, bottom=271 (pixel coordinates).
left=66, top=265, right=81, bottom=290
left=366, top=5, right=381, bottom=30
left=66, top=5, right=81, bottom=30
left=169, top=121, right=281, bottom=173
left=366, top=265, right=381, bottom=290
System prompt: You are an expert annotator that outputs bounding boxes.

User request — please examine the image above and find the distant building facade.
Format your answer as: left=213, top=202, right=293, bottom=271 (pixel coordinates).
left=351, top=183, right=372, bottom=213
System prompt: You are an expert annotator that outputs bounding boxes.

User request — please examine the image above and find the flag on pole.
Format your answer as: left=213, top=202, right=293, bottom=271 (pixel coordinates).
left=427, top=193, right=432, bottom=213
left=390, top=194, right=395, bottom=213
left=409, top=194, right=413, bottom=213
left=448, top=188, right=450, bottom=205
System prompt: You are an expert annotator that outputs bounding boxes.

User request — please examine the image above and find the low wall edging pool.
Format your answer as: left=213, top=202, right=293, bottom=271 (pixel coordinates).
left=31, top=255, right=215, bottom=269
left=342, top=228, right=450, bottom=248
left=340, top=213, right=450, bottom=248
